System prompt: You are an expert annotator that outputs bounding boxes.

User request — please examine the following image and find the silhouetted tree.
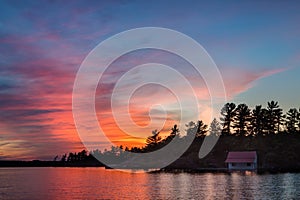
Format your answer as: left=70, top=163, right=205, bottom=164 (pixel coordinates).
left=209, top=118, right=222, bottom=137
left=250, top=105, right=264, bottom=135
left=266, top=101, right=280, bottom=134
left=185, top=121, right=197, bottom=137
left=233, top=104, right=251, bottom=136
left=157, top=124, right=181, bottom=150
left=78, top=150, right=87, bottom=161
left=53, top=155, right=58, bottom=161
left=260, top=108, right=270, bottom=134
left=185, top=120, right=208, bottom=138
left=170, top=124, right=179, bottom=138
left=220, top=103, right=236, bottom=135
left=275, top=107, right=284, bottom=133
left=67, top=152, right=74, bottom=162
left=286, top=108, right=299, bottom=133
left=196, top=120, right=208, bottom=137
left=74, top=153, right=78, bottom=161
left=60, top=154, right=66, bottom=162
left=130, top=146, right=142, bottom=153
left=146, top=129, right=161, bottom=147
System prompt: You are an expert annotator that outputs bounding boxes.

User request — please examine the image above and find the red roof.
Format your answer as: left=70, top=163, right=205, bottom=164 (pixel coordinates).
left=225, top=151, right=257, bottom=163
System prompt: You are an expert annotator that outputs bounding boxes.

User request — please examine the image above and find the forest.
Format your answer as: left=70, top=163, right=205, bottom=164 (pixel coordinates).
left=56, top=101, right=300, bottom=172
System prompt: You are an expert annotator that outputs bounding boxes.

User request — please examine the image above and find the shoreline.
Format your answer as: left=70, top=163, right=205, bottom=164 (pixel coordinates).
left=153, top=168, right=300, bottom=174
left=1, top=160, right=300, bottom=174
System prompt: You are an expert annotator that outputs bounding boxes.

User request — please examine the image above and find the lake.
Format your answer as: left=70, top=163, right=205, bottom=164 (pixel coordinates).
left=0, top=167, right=299, bottom=199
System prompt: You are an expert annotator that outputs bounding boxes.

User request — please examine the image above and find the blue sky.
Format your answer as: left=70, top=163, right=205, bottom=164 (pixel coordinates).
left=0, top=0, right=300, bottom=159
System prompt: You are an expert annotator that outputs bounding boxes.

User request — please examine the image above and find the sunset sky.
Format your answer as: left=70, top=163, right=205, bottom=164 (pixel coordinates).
left=1, top=1, right=300, bottom=160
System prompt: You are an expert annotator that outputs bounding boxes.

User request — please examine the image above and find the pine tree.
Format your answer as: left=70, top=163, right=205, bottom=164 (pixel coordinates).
left=220, top=103, right=236, bottom=135
left=286, top=108, right=299, bottom=133
left=233, top=104, right=251, bottom=136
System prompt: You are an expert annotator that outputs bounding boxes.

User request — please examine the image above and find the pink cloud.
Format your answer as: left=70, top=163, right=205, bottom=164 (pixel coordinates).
left=221, top=67, right=287, bottom=99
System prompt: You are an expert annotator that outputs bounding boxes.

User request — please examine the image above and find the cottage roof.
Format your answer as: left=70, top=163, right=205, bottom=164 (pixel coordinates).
left=225, top=151, right=257, bottom=163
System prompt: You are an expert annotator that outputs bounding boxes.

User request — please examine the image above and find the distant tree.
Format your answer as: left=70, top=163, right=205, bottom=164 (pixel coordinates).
left=146, top=129, right=162, bottom=147
left=275, top=107, right=284, bottom=133
left=130, top=146, right=142, bottom=153
left=82, top=150, right=87, bottom=158
left=233, top=104, right=251, bottom=136
left=60, top=154, right=67, bottom=162
left=250, top=105, right=264, bottom=135
left=260, top=108, right=270, bottom=134
left=162, top=124, right=180, bottom=146
left=74, top=153, right=78, bottom=161
left=266, top=101, right=281, bottom=134
left=185, top=121, right=197, bottom=137
left=91, top=149, right=101, bottom=159
left=53, top=155, right=58, bottom=161
left=196, top=120, right=208, bottom=137
left=110, top=146, right=118, bottom=157
left=67, top=152, right=74, bottom=162
left=78, top=150, right=87, bottom=161
left=220, top=103, right=236, bottom=135
left=286, top=108, right=299, bottom=133
left=170, top=124, right=179, bottom=138
left=209, top=118, right=222, bottom=137
left=185, top=120, right=207, bottom=138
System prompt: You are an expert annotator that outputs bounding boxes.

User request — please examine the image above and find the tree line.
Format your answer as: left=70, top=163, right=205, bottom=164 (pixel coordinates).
left=218, top=101, right=299, bottom=136
left=58, top=101, right=300, bottom=163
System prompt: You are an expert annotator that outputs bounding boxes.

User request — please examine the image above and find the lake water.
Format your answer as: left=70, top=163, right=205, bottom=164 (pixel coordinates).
left=0, top=167, right=299, bottom=199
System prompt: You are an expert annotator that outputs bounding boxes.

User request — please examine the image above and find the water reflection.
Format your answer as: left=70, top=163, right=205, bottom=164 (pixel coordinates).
left=0, top=168, right=299, bottom=199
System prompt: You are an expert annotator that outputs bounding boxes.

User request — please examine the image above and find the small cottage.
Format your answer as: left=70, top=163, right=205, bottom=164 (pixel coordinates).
left=225, top=151, right=257, bottom=171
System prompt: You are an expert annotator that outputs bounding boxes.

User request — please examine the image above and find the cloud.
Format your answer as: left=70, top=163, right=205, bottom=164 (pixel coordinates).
left=0, top=36, right=84, bottom=160
left=221, top=67, right=287, bottom=99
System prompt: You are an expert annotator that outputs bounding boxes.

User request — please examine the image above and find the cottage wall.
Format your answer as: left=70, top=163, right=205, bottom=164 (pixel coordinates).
left=228, top=162, right=257, bottom=170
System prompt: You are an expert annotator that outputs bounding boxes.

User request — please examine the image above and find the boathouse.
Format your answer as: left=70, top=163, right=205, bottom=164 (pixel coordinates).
left=225, top=151, right=257, bottom=171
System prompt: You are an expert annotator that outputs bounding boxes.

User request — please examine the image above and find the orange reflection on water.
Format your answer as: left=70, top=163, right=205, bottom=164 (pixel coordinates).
left=1, top=168, right=299, bottom=199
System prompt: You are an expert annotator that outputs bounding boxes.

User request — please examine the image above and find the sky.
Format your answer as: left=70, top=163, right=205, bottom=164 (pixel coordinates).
left=0, top=0, right=300, bottom=160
